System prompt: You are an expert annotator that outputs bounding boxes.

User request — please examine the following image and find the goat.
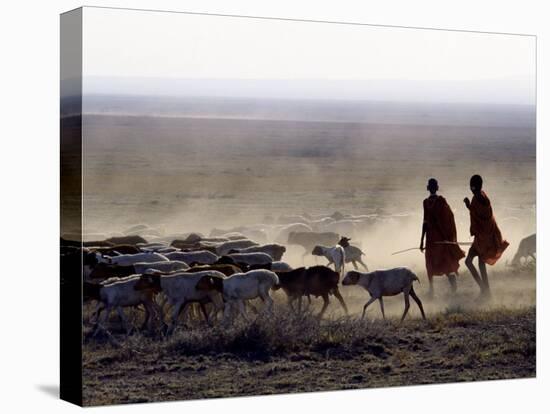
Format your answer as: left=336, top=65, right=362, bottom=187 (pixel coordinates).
left=137, top=271, right=226, bottom=333
left=92, top=244, right=141, bottom=255
left=287, top=231, right=340, bottom=259
left=164, top=250, right=219, bottom=265
left=275, top=223, right=313, bottom=244
left=88, top=263, right=135, bottom=281
left=81, top=240, right=115, bottom=247
left=342, top=268, right=426, bottom=323
left=275, top=266, right=348, bottom=318
left=270, top=261, right=293, bottom=272
left=510, top=233, right=536, bottom=267
left=106, top=235, right=147, bottom=245
left=133, top=260, right=189, bottom=274
left=74, top=248, right=101, bottom=279
left=216, top=240, right=259, bottom=256
left=230, top=244, right=286, bottom=261
left=220, top=232, right=249, bottom=240
left=338, top=237, right=369, bottom=270
left=96, top=251, right=168, bottom=266
left=227, top=252, right=273, bottom=266
left=83, top=281, right=102, bottom=302
left=138, top=244, right=178, bottom=254
left=186, top=264, right=243, bottom=276
left=91, top=275, right=162, bottom=335
left=196, top=269, right=279, bottom=322
left=214, top=256, right=251, bottom=272
left=136, top=242, right=166, bottom=250
left=311, top=245, right=345, bottom=275
left=171, top=237, right=227, bottom=250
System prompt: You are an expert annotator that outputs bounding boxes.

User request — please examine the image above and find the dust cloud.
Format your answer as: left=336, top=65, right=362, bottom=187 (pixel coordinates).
left=77, top=96, right=535, bottom=315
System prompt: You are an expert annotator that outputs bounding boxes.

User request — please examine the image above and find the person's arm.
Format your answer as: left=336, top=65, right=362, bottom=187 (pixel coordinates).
left=420, top=201, right=427, bottom=251
left=463, top=197, right=471, bottom=210
left=420, top=222, right=426, bottom=252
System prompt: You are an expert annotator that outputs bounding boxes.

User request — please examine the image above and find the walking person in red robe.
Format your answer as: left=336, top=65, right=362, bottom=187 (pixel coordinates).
left=420, top=178, right=465, bottom=297
left=463, top=174, right=509, bottom=298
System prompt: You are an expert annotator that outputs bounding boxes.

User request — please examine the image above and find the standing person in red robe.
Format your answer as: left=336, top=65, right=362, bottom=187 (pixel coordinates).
left=420, top=178, right=465, bottom=297
left=463, top=174, right=509, bottom=298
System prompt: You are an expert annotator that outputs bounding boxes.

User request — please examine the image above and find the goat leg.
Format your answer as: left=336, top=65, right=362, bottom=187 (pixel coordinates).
left=379, top=297, right=386, bottom=320
left=333, top=287, right=348, bottom=315
left=362, top=297, right=377, bottom=320
left=400, top=291, right=411, bottom=323
left=318, top=293, right=330, bottom=319
left=410, top=287, right=426, bottom=320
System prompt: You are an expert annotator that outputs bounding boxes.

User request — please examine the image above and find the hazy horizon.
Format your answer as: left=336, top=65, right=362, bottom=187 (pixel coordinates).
left=80, top=77, right=536, bottom=106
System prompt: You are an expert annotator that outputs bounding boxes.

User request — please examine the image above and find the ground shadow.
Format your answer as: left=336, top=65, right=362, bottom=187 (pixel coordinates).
left=36, top=384, right=59, bottom=399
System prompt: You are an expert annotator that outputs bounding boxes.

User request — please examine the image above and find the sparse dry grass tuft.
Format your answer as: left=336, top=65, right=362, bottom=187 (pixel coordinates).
left=83, top=306, right=535, bottom=406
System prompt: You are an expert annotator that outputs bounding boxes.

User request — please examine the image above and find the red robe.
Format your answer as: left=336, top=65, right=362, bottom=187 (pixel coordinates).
left=423, top=195, right=465, bottom=276
left=469, top=191, right=509, bottom=265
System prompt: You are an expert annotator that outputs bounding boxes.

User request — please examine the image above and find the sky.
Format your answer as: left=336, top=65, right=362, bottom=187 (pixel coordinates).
left=81, top=7, right=536, bottom=105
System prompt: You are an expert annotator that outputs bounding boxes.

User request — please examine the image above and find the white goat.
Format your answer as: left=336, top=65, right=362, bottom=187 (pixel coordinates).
left=96, top=252, right=168, bottom=266
left=337, top=240, right=369, bottom=271
left=133, top=260, right=189, bottom=274
left=139, top=270, right=226, bottom=334
left=342, top=268, right=426, bottom=323
left=311, top=245, right=346, bottom=275
left=196, top=269, right=279, bottom=322
left=91, top=275, right=161, bottom=335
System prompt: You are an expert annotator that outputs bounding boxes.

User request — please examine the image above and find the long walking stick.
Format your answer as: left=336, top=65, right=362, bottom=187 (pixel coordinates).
left=434, top=241, right=473, bottom=246
left=391, top=247, right=421, bottom=255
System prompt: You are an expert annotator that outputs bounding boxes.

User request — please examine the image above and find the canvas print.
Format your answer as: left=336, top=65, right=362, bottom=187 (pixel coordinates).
left=60, top=6, right=536, bottom=406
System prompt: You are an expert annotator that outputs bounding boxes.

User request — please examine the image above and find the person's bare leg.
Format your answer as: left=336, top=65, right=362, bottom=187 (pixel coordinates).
left=447, top=273, right=457, bottom=294
left=427, top=274, right=434, bottom=299
left=465, top=249, right=484, bottom=293
left=478, top=258, right=490, bottom=297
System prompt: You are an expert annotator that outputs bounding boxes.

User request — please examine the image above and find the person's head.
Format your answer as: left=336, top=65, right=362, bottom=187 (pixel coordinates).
left=470, top=174, right=483, bottom=194
left=427, top=178, right=439, bottom=194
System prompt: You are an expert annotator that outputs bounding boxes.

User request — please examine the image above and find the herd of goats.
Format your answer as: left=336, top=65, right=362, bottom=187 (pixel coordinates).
left=60, top=211, right=535, bottom=337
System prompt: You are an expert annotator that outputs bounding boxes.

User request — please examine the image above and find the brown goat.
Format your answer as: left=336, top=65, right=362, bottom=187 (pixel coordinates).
left=275, top=265, right=348, bottom=318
